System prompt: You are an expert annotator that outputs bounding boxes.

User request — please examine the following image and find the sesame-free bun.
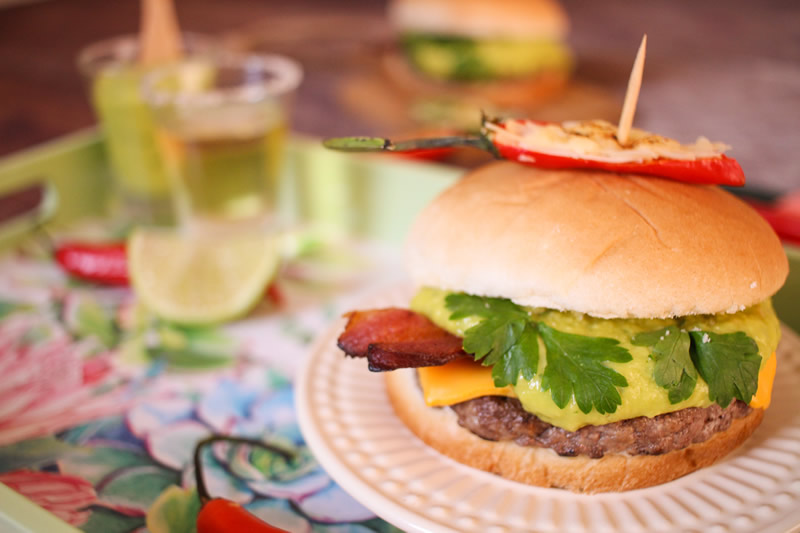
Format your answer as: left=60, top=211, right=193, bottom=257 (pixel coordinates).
left=406, top=162, right=788, bottom=319
left=387, top=0, right=569, bottom=40
left=385, top=368, right=765, bottom=493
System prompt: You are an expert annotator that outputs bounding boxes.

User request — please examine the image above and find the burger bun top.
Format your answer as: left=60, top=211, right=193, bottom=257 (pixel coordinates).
left=405, top=162, right=788, bottom=318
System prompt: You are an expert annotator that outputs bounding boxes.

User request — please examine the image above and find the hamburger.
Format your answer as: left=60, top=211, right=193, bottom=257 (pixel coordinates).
left=385, top=0, right=573, bottom=108
left=337, top=161, right=788, bottom=493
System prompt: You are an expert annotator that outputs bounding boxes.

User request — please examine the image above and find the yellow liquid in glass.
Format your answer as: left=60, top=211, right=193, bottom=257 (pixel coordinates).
left=159, top=119, right=286, bottom=224
left=92, top=67, right=174, bottom=224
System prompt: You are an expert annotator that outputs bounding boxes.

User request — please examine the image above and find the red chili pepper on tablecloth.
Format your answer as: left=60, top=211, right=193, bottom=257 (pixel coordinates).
left=194, top=436, right=294, bottom=533
left=54, top=242, right=129, bottom=285
left=323, top=117, right=746, bottom=187
left=265, top=282, right=286, bottom=308
left=197, top=498, right=290, bottom=533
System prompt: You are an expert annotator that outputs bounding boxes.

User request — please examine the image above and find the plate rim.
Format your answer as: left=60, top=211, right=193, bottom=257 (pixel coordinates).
left=296, top=289, right=800, bottom=533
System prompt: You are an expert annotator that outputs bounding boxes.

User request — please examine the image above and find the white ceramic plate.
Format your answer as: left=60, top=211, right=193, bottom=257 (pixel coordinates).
left=296, top=287, right=800, bottom=533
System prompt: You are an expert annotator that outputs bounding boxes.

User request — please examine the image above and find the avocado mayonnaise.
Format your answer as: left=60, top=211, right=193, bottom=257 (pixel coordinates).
left=401, top=35, right=572, bottom=81
left=410, top=287, right=780, bottom=431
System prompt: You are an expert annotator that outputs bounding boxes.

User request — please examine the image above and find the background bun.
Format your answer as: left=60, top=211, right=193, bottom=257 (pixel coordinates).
left=406, top=162, right=788, bottom=318
left=387, top=0, right=569, bottom=40
left=385, top=368, right=764, bottom=493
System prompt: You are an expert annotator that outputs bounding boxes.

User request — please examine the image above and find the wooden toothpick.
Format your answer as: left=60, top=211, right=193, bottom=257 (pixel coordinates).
left=616, top=35, right=647, bottom=146
left=139, top=0, right=183, bottom=66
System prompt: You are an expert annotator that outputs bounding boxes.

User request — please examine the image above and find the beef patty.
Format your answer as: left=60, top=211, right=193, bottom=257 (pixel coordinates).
left=451, top=396, right=753, bottom=458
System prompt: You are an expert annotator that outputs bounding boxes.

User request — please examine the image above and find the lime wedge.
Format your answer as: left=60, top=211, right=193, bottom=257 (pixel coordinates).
left=128, top=229, right=280, bottom=324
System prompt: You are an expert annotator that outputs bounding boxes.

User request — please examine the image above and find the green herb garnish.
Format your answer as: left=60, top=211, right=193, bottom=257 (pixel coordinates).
left=633, top=327, right=761, bottom=408
left=444, top=292, right=763, bottom=414
left=445, top=293, right=632, bottom=414
left=446, top=294, right=539, bottom=386
left=632, top=326, right=697, bottom=404
left=401, top=34, right=489, bottom=81
left=539, top=324, right=632, bottom=414
left=689, top=330, right=761, bottom=407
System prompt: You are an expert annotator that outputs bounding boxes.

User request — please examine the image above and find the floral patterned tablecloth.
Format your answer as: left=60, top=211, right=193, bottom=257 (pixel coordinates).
left=0, top=235, right=405, bottom=533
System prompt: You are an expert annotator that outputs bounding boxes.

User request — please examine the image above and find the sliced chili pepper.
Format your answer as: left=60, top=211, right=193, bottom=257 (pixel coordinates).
left=194, top=435, right=295, bottom=533
left=323, top=122, right=745, bottom=187
left=54, top=242, right=129, bottom=286
left=493, top=141, right=746, bottom=186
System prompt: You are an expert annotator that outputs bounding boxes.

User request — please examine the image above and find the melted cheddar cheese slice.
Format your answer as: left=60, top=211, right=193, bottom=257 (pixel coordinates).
left=418, top=352, right=777, bottom=410
left=417, top=358, right=515, bottom=406
left=750, top=352, right=776, bottom=409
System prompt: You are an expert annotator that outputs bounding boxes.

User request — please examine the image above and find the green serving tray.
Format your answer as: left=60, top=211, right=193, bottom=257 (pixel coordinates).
left=0, top=130, right=797, bottom=533
left=0, top=129, right=463, bottom=243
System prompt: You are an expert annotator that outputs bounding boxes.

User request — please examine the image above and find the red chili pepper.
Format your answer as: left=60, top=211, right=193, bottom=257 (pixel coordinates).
left=493, top=139, right=746, bottom=187
left=265, top=282, right=286, bottom=308
left=392, top=146, right=455, bottom=161
left=194, top=436, right=295, bottom=533
left=197, top=499, right=289, bottom=533
left=54, top=242, right=129, bottom=286
left=748, top=201, right=800, bottom=247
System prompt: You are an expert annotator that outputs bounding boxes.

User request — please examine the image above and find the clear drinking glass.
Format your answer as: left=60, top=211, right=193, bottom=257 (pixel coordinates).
left=78, top=34, right=214, bottom=226
left=141, top=52, right=302, bottom=234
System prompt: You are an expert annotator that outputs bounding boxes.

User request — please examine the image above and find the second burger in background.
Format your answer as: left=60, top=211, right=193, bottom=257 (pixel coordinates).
left=385, top=0, right=573, bottom=108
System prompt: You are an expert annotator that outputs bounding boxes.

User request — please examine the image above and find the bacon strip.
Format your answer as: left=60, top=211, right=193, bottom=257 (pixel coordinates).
left=337, top=308, right=467, bottom=371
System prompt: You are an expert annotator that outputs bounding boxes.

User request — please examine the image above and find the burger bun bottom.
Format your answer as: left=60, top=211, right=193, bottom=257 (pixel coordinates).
left=385, top=368, right=764, bottom=493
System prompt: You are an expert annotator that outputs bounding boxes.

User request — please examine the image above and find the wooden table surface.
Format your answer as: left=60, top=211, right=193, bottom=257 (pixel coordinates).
left=0, top=0, right=798, bottom=192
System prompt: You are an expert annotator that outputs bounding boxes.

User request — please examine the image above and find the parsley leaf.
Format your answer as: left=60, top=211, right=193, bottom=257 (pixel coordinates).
left=445, top=293, right=527, bottom=321
left=689, top=331, right=761, bottom=407
left=445, top=293, right=537, bottom=386
left=493, top=323, right=539, bottom=387
left=539, top=323, right=632, bottom=414
left=445, top=293, right=635, bottom=411
left=632, top=326, right=697, bottom=404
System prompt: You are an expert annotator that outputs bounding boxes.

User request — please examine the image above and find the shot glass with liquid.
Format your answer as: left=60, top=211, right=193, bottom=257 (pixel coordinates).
left=142, top=52, right=302, bottom=234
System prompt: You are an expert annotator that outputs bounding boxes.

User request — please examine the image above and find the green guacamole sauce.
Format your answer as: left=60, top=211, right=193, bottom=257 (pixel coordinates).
left=410, top=287, right=781, bottom=431
left=401, top=34, right=572, bottom=81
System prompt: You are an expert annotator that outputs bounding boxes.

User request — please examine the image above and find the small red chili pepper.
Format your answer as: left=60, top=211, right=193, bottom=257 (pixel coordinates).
left=194, top=435, right=294, bottom=533
left=55, top=242, right=129, bottom=286
left=748, top=200, right=800, bottom=247
left=197, top=499, right=289, bottom=533
left=392, top=146, right=455, bottom=161
left=265, top=282, right=286, bottom=308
